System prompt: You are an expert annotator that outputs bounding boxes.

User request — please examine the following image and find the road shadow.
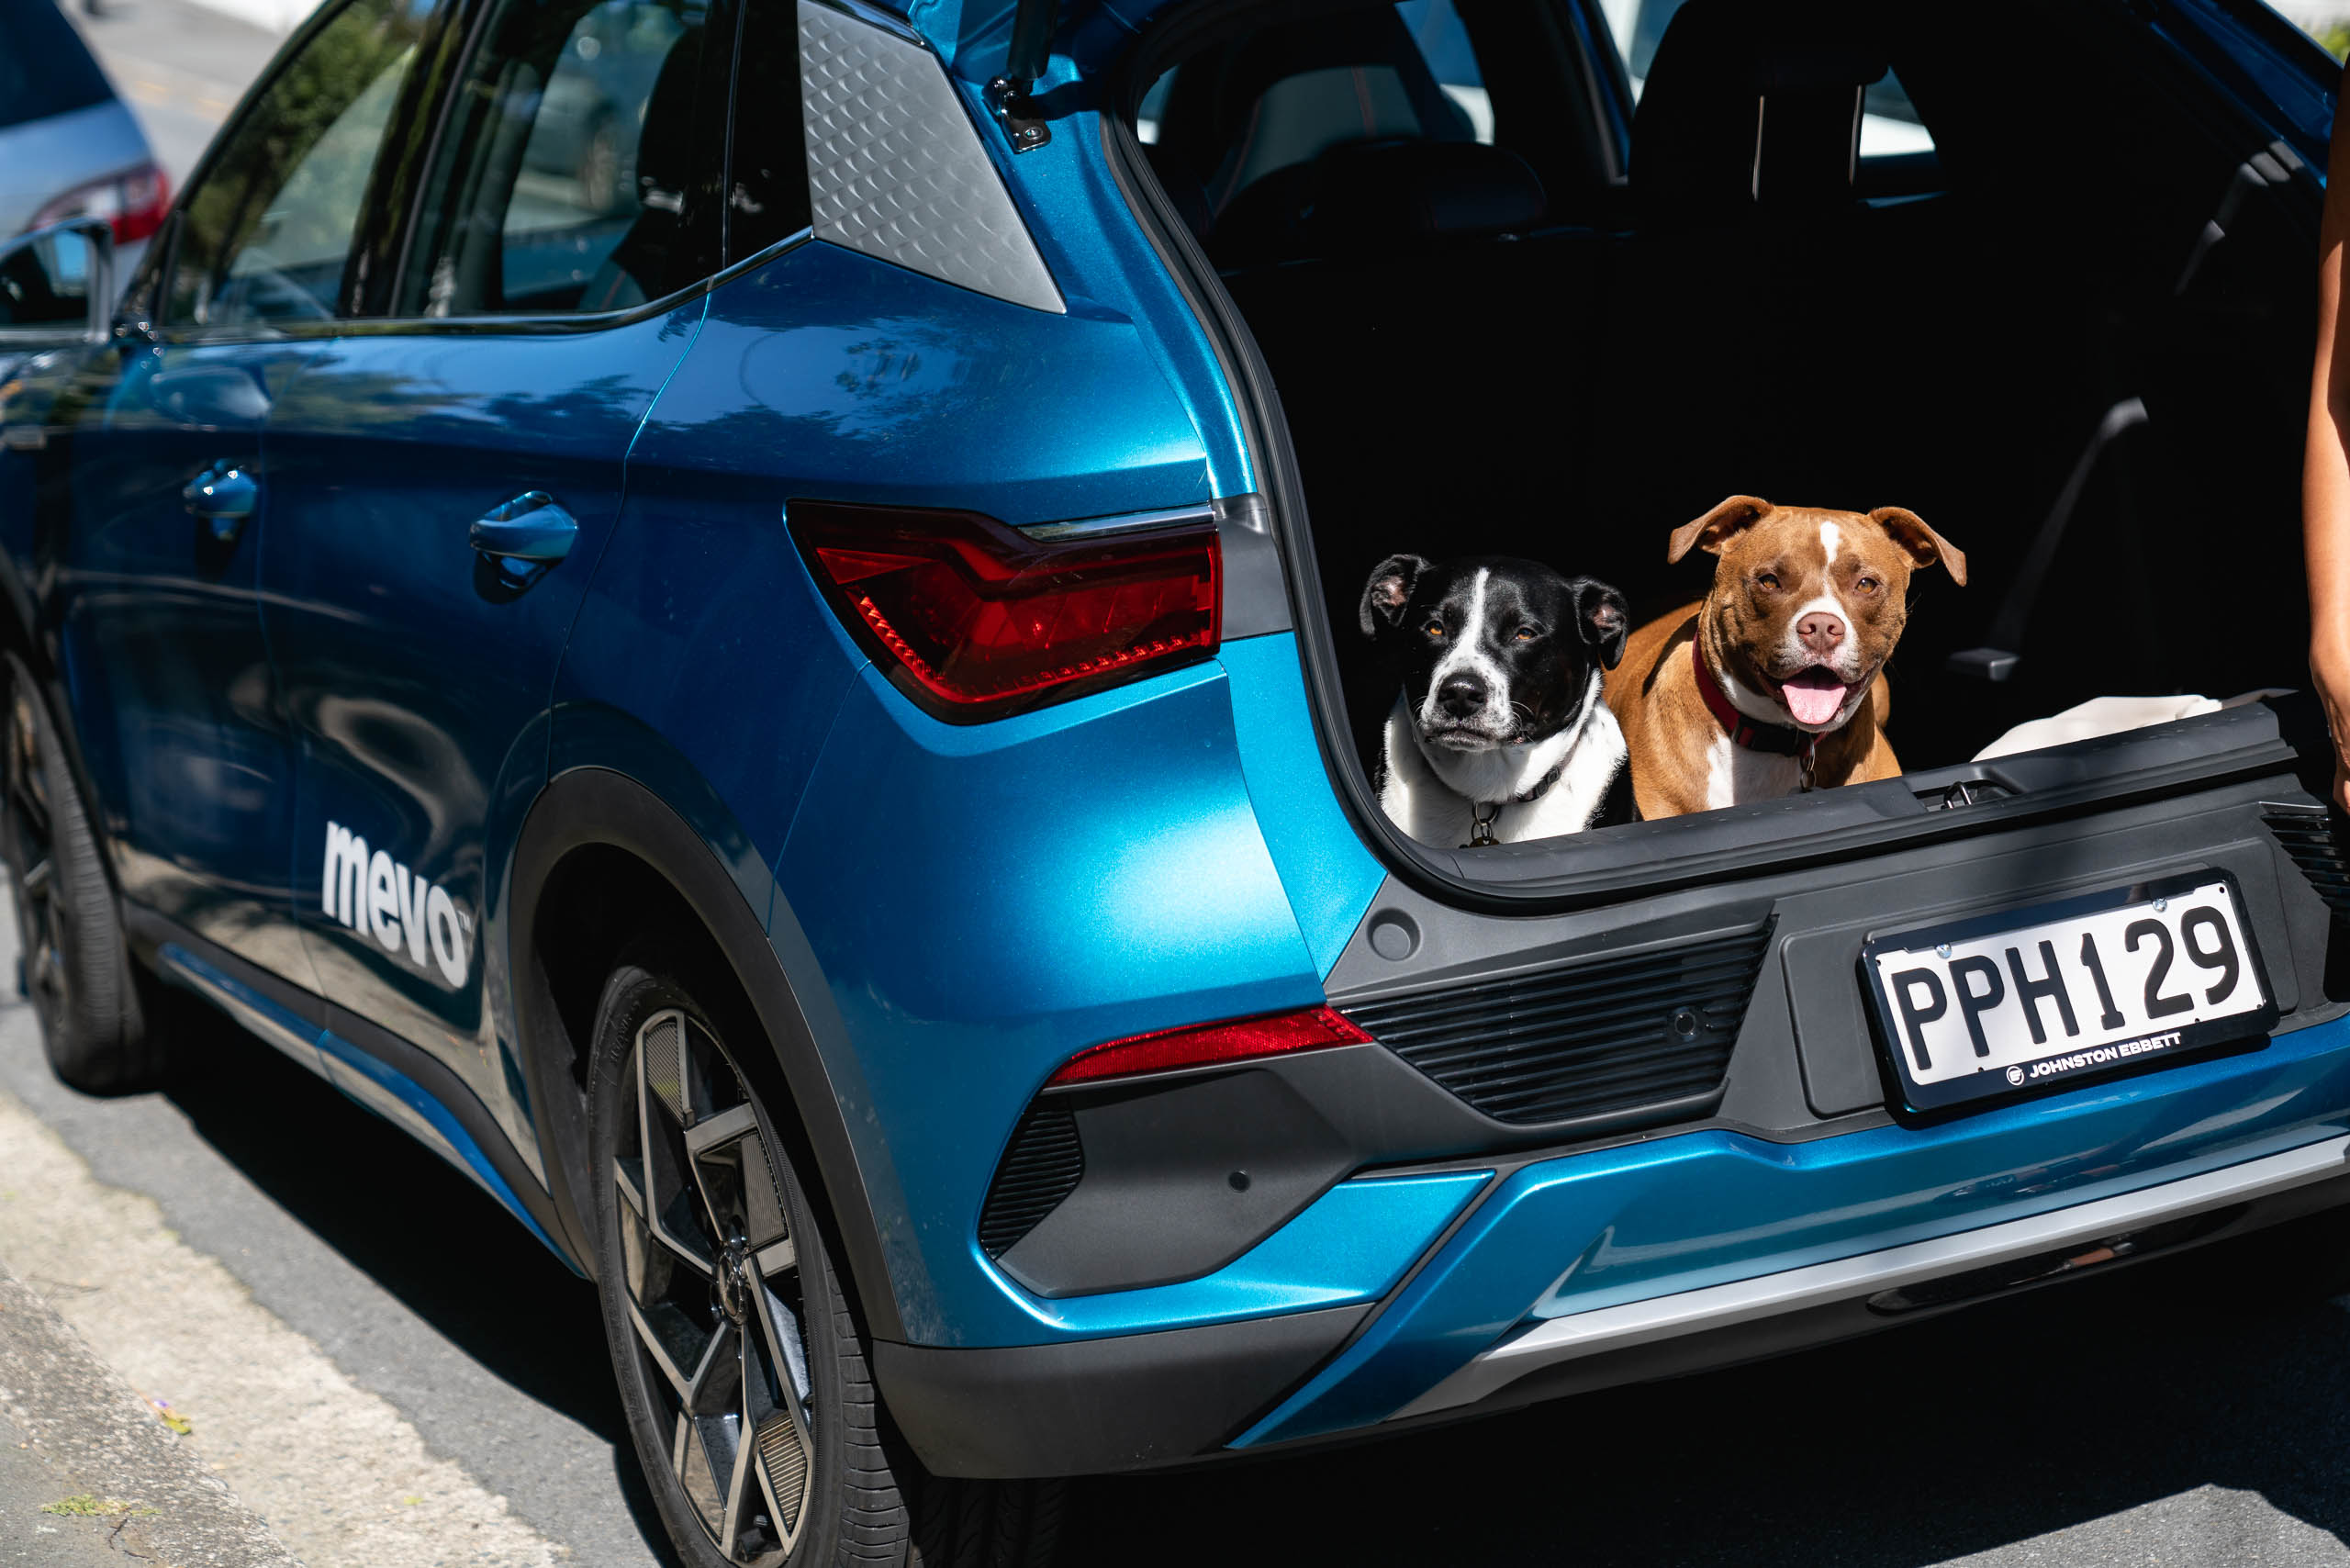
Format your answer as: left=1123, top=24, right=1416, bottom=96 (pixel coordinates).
left=160, top=999, right=2350, bottom=1568
left=156, top=1007, right=685, bottom=1567
left=1062, top=1213, right=2350, bottom=1566
left=124, top=961, right=2350, bottom=1568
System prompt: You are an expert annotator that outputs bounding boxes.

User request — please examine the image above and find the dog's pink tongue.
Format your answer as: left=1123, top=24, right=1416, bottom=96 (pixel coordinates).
left=1781, top=678, right=1849, bottom=726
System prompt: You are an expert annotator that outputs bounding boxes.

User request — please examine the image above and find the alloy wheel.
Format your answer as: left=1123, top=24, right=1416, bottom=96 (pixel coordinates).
left=611, top=1007, right=816, bottom=1566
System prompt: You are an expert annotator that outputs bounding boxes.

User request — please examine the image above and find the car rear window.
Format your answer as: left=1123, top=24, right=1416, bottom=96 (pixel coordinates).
left=0, top=0, right=114, bottom=133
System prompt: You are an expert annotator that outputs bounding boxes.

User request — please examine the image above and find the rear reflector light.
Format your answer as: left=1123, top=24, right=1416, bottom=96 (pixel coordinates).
left=790, top=499, right=1219, bottom=722
left=32, top=162, right=173, bottom=245
left=1046, top=1006, right=1371, bottom=1087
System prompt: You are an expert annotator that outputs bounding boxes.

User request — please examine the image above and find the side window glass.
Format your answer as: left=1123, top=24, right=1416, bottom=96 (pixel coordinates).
left=164, top=0, right=431, bottom=330
left=1396, top=0, right=1490, bottom=143
left=723, top=0, right=813, bottom=265
left=1599, top=0, right=1934, bottom=159
left=399, top=0, right=721, bottom=318
left=793, top=0, right=1059, bottom=312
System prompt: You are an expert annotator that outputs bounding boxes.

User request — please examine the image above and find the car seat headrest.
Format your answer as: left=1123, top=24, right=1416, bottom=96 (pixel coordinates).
left=1631, top=0, right=1888, bottom=218
left=1312, top=140, right=1548, bottom=246
left=1154, top=7, right=1475, bottom=214
left=1209, top=139, right=1547, bottom=266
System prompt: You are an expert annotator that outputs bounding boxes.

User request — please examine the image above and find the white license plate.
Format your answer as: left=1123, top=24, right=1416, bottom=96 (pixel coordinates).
left=1861, top=875, right=2277, bottom=1113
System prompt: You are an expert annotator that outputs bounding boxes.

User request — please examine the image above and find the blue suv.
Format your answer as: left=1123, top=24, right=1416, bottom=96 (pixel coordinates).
left=2, top=0, right=2348, bottom=1562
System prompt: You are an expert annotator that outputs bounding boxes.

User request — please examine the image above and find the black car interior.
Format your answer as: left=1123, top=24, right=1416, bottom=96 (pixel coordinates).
left=1133, top=0, right=2319, bottom=778
left=392, top=0, right=718, bottom=319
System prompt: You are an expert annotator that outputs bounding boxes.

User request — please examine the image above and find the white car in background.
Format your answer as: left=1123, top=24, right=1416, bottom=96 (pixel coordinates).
left=0, top=0, right=170, bottom=281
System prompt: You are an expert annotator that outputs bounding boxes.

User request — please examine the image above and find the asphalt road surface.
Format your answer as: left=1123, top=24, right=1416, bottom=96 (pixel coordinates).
left=65, top=0, right=280, bottom=187
left=4, top=911, right=2350, bottom=1568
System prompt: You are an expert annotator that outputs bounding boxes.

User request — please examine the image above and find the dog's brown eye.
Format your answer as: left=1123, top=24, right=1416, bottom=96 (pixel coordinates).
left=1424, top=620, right=1446, bottom=638
left=1856, top=575, right=1881, bottom=593
left=1756, top=572, right=1780, bottom=592
left=1514, top=625, right=1539, bottom=642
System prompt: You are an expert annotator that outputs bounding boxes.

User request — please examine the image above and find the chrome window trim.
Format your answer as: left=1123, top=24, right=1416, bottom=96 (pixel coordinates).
left=1017, top=503, right=1216, bottom=542
left=152, top=227, right=822, bottom=345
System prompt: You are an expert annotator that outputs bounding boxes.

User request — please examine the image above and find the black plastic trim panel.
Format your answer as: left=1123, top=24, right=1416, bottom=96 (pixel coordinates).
left=1345, top=922, right=1770, bottom=1128
left=978, top=1102, right=1084, bottom=1258
left=508, top=767, right=903, bottom=1339
left=118, top=904, right=576, bottom=1262
left=872, top=1303, right=1368, bottom=1478
left=1330, top=774, right=2350, bottom=1141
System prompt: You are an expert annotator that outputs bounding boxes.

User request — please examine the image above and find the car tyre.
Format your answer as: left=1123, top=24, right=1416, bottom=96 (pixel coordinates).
left=0, top=658, right=161, bottom=1092
left=586, top=944, right=1061, bottom=1567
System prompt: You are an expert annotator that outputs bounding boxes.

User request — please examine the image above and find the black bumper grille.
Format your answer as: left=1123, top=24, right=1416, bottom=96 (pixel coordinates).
left=978, top=1103, right=1084, bottom=1258
left=1341, top=924, right=1773, bottom=1129
left=2266, top=808, right=2350, bottom=915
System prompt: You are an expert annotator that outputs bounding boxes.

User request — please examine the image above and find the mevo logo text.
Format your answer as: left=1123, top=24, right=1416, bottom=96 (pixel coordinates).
left=322, top=822, right=470, bottom=986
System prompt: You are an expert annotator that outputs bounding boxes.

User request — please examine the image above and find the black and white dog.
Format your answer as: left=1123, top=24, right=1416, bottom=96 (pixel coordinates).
left=1360, top=554, right=1633, bottom=846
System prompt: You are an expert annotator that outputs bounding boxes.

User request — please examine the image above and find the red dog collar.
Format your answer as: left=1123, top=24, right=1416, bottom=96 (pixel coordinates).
left=1691, top=642, right=1815, bottom=758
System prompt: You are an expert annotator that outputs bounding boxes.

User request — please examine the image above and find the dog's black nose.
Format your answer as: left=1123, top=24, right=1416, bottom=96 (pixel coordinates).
left=1437, top=673, right=1488, bottom=720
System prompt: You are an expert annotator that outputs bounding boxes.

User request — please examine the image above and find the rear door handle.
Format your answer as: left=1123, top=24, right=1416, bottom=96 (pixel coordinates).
left=469, top=491, right=578, bottom=565
left=181, top=461, right=258, bottom=543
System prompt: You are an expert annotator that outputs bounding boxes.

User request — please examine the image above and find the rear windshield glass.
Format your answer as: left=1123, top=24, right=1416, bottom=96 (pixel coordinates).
left=0, top=0, right=114, bottom=132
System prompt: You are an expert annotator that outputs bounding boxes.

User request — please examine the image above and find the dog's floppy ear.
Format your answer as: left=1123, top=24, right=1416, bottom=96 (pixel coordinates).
left=1360, top=554, right=1431, bottom=637
left=1869, top=506, right=1967, bottom=588
left=1666, top=495, right=1773, bottom=564
left=1572, top=577, right=1630, bottom=670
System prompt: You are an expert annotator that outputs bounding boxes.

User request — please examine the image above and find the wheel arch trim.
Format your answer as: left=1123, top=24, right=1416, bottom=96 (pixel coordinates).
left=508, top=762, right=911, bottom=1342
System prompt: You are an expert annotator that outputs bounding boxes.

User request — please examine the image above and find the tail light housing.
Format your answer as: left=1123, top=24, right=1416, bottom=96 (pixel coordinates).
left=790, top=499, right=1219, bottom=722
left=1046, top=1006, right=1371, bottom=1087
left=32, top=162, right=173, bottom=245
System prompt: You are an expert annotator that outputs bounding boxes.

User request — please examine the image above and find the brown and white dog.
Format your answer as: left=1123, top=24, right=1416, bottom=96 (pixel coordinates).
left=1605, top=496, right=1966, bottom=819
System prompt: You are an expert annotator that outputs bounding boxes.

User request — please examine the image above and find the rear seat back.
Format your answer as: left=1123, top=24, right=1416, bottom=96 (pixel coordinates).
left=1631, top=0, right=1886, bottom=221
left=1152, top=6, right=1476, bottom=235
left=1217, top=138, right=1547, bottom=264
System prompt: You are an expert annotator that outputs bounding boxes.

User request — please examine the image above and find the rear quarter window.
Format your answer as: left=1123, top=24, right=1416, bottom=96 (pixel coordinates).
left=0, top=0, right=114, bottom=132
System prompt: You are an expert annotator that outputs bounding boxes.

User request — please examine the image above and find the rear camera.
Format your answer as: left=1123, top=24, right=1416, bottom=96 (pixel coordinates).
left=1228, top=1170, right=1251, bottom=1193
left=1671, top=1007, right=1700, bottom=1039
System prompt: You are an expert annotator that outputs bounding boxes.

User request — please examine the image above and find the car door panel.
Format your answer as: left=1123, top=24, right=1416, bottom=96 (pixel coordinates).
left=258, top=0, right=726, bottom=1116
left=263, top=308, right=703, bottom=1114
left=36, top=0, right=451, bottom=989
left=59, top=341, right=313, bottom=982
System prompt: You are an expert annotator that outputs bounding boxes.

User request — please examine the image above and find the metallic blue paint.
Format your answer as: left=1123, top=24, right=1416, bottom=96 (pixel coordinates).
left=957, top=99, right=1258, bottom=503
left=1236, top=1013, right=2350, bottom=1447
left=157, top=942, right=574, bottom=1268
left=636, top=239, right=1209, bottom=527
left=258, top=298, right=708, bottom=1132
left=1217, top=633, right=1385, bottom=978
left=775, top=659, right=1326, bottom=1345
left=155, top=943, right=321, bottom=1070
left=313, top=1025, right=576, bottom=1270
left=62, top=341, right=313, bottom=988
left=980, top=1170, right=1490, bottom=1337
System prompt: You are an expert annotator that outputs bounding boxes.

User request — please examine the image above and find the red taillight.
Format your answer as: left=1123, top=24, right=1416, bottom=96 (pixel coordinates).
left=31, top=162, right=173, bottom=244
left=790, top=499, right=1219, bottom=722
left=1046, top=1006, right=1371, bottom=1087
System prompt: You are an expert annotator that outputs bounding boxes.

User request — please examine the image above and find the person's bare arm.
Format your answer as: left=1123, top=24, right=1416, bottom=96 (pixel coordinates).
left=2306, top=72, right=2350, bottom=810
